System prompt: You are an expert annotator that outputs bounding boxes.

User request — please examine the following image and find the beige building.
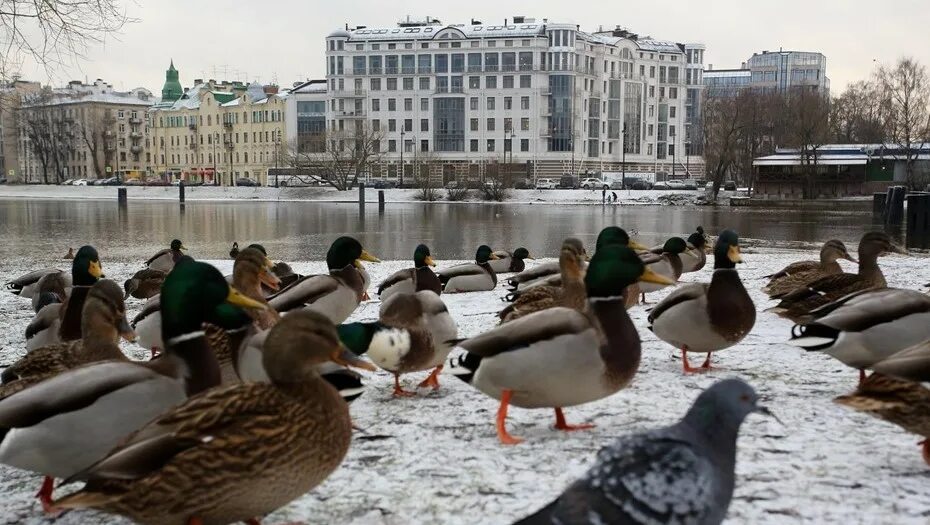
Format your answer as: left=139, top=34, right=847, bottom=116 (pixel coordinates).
left=0, top=80, right=42, bottom=182
left=148, top=63, right=286, bottom=186
left=17, top=79, right=154, bottom=183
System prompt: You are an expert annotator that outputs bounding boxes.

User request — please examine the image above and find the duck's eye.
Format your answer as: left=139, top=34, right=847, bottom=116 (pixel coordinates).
left=389, top=337, right=396, bottom=346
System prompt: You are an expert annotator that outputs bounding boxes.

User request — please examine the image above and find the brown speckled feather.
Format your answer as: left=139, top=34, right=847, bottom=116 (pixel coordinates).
left=835, top=373, right=930, bottom=438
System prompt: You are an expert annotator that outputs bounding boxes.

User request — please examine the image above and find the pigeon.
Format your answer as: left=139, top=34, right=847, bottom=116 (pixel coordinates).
left=514, top=378, right=771, bottom=525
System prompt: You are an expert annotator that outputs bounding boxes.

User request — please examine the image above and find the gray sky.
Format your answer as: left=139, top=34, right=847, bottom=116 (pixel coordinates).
left=17, top=0, right=930, bottom=94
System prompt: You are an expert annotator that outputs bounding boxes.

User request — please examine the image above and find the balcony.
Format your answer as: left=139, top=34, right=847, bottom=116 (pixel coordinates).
left=339, top=110, right=367, bottom=118
left=130, top=145, right=143, bottom=154
left=189, top=142, right=198, bottom=150
left=129, top=117, right=143, bottom=125
left=223, top=121, right=233, bottom=128
left=189, top=123, right=197, bottom=131
left=335, top=89, right=367, bottom=98
left=130, top=131, right=143, bottom=139
left=224, top=142, right=234, bottom=150
left=434, top=86, right=466, bottom=95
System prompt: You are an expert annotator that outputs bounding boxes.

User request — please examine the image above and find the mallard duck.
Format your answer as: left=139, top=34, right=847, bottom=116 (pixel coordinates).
left=1, top=280, right=135, bottom=401
left=30, top=270, right=71, bottom=312
left=377, top=244, right=441, bottom=302
left=63, top=247, right=74, bottom=260
left=437, top=245, right=499, bottom=293
left=488, top=247, right=533, bottom=274
left=648, top=230, right=756, bottom=373
left=763, top=239, right=856, bottom=298
left=498, top=238, right=586, bottom=323
left=229, top=241, right=240, bottom=259
left=835, top=373, right=930, bottom=466
left=680, top=229, right=710, bottom=274
left=769, top=232, right=906, bottom=322
left=871, top=338, right=930, bottom=382
left=5, top=267, right=64, bottom=298
left=337, top=290, right=458, bottom=396
left=122, top=268, right=167, bottom=300
left=25, top=246, right=103, bottom=351
left=633, top=237, right=687, bottom=304
left=788, top=288, right=930, bottom=380
left=55, top=310, right=374, bottom=524
left=232, top=247, right=281, bottom=330
left=145, top=239, right=185, bottom=272
left=447, top=243, right=674, bottom=444
left=0, top=259, right=265, bottom=513
left=267, top=236, right=380, bottom=324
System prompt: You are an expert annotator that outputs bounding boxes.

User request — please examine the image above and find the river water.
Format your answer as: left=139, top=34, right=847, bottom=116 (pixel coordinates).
left=0, top=199, right=882, bottom=262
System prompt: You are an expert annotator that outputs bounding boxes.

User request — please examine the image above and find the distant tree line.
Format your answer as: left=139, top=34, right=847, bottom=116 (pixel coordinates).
left=703, top=57, right=930, bottom=198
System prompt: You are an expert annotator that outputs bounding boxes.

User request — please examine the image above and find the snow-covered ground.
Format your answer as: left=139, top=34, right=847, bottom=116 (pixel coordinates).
left=0, top=248, right=928, bottom=525
left=0, top=184, right=712, bottom=206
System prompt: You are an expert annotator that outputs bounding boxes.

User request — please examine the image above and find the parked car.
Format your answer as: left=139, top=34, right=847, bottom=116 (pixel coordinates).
left=124, top=178, right=143, bottom=186
left=666, top=180, right=687, bottom=190
left=373, top=179, right=397, bottom=189
left=558, top=175, right=577, bottom=189
left=724, top=180, right=737, bottom=191
left=681, top=179, right=699, bottom=190
left=0, top=177, right=7, bottom=185
left=73, top=179, right=88, bottom=186
left=103, top=177, right=123, bottom=186
left=145, top=179, right=169, bottom=186
left=623, top=178, right=653, bottom=190
left=580, top=177, right=610, bottom=190
left=653, top=180, right=670, bottom=190
left=236, top=178, right=260, bottom=187
left=61, top=178, right=74, bottom=186
left=535, top=178, right=558, bottom=190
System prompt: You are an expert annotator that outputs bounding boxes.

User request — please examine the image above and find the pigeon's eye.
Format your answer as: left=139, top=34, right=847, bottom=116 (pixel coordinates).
left=739, top=394, right=751, bottom=402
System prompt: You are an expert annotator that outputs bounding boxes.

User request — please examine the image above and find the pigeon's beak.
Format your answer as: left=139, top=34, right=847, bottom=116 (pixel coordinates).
left=754, top=404, right=782, bottom=424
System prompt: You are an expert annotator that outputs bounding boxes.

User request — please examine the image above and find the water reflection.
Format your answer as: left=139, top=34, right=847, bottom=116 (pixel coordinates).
left=0, top=199, right=878, bottom=262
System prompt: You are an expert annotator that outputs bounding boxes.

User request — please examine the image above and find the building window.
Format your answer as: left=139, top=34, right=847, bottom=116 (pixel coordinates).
left=421, top=98, right=429, bottom=111
left=388, top=99, right=397, bottom=111
left=521, top=96, right=530, bottom=110
left=520, top=138, right=529, bottom=152
left=469, top=76, right=480, bottom=89
left=520, top=75, right=531, bottom=88
left=487, top=139, right=495, bottom=152
left=521, top=117, right=530, bottom=131
left=503, top=75, right=514, bottom=89
left=370, top=78, right=381, bottom=91
left=403, top=77, right=414, bottom=90
left=504, top=117, right=512, bottom=131
left=372, top=99, right=380, bottom=112
left=388, top=140, right=397, bottom=152
left=387, top=78, right=397, bottom=90
left=486, top=76, right=497, bottom=89
left=487, top=118, right=495, bottom=131
left=404, top=119, right=413, bottom=132
left=419, top=77, right=430, bottom=90
left=372, top=120, right=381, bottom=132
left=421, top=139, right=428, bottom=152
left=404, top=98, right=413, bottom=111
left=470, top=139, right=479, bottom=152
left=669, top=106, right=676, bottom=118
left=470, top=97, right=479, bottom=110
left=487, top=97, right=496, bottom=110
left=669, top=87, right=678, bottom=99
left=421, top=119, right=429, bottom=132
left=389, top=119, right=397, bottom=132
left=470, top=118, right=479, bottom=131
left=503, top=97, right=513, bottom=110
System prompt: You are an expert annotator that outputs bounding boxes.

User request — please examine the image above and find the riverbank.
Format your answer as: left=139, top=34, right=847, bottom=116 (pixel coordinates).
left=0, top=184, right=714, bottom=206
left=0, top=247, right=929, bottom=524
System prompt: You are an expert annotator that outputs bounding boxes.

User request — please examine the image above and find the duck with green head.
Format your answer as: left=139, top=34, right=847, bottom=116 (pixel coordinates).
left=448, top=243, right=675, bottom=444
left=437, top=245, right=499, bottom=293
left=145, top=239, right=186, bottom=273
left=681, top=228, right=711, bottom=273
left=337, top=289, right=458, bottom=396
left=0, top=259, right=266, bottom=513
left=648, top=229, right=756, bottom=373
left=24, top=246, right=104, bottom=351
left=377, top=243, right=441, bottom=302
left=634, top=237, right=688, bottom=304
left=489, top=247, right=534, bottom=274
left=267, top=236, right=380, bottom=324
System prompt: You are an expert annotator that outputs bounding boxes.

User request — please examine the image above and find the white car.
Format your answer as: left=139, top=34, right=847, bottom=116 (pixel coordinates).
left=535, top=178, right=558, bottom=190
left=666, top=180, right=686, bottom=190
left=73, top=179, right=88, bottom=186
left=580, top=177, right=610, bottom=190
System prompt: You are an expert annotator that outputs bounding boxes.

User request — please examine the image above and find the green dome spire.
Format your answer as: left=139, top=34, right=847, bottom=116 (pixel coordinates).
left=161, top=59, right=183, bottom=102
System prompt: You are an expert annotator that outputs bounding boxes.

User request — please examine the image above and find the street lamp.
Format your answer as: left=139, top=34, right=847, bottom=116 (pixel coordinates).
left=274, top=129, right=281, bottom=188
left=621, top=123, right=627, bottom=194
left=212, top=132, right=218, bottom=186
left=400, top=129, right=405, bottom=187
left=670, top=128, right=677, bottom=179
left=685, top=140, right=691, bottom=179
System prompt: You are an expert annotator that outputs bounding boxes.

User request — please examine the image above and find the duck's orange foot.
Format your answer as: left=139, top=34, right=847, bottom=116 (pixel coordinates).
left=700, top=353, right=714, bottom=369
left=417, top=365, right=443, bottom=390
left=361, top=292, right=371, bottom=301
left=681, top=348, right=709, bottom=374
left=36, top=476, right=62, bottom=515
left=392, top=375, right=416, bottom=397
left=497, top=389, right=524, bottom=445
left=554, top=408, right=595, bottom=432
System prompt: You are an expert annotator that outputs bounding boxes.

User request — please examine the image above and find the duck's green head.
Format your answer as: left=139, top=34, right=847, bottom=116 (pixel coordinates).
left=475, top=245, right=498, bottom=264
left=205, top=303, right=255, bottom=331
left=247, top=243, right=267, bottom=256
left=170, top=239, right=185, bottom=252
left=595, top=227, right=649, bottom=252
left=413, top=244, right=436, bottom=268
left=327, top=236, right=380, bottom=271
left=687, top=231, right=707, bottom=250
left=585, top=244, right=676, bottom=297
left=160, top=260, right=267, bottom=339
left=662, top=237, right=688, bottom=255
left=336, top=321, right=384, bottom=355
left=713, top=230, right=742, bottom=269
left=72, top=245, right=104, bottom=285
left=513, top=247, right=532, bottom=260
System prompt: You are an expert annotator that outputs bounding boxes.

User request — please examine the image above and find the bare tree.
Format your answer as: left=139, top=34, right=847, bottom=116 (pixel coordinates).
left=481, top=159, right=511, bottom=202
left=286, top=124, right=384, bottom=190
left=702, top=96, right=742, bottom=200
left=784, top=89, right=831, bottom=199
left=412, top=149, right=440, bottom=201
left=0, top=0, right=134, bottom=80
left=78, top=106, right=115, bottom=178
left=21, top=107, right=52, bottom=182
left=875, top=58, right=930, bottom=188
left=831, top=81, right=885, bottom=143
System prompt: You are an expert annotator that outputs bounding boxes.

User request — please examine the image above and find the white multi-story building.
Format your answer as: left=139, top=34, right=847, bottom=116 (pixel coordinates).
left=322, top=16, right=705, bottom=184
left=704, top=49, right=830, bottom=97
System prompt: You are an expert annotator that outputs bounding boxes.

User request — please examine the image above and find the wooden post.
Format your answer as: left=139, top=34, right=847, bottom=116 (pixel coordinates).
left=872, top=192, right=886, bottom=218
left=117, top=187, right=127, bottom=207
left=885, top=186, right=906, bottom=226
left=906, top=193, right=930, bottom=249
left=378, top=190, right=385, bottom=211
left=358, top=183, right=366, bottom=207
left=179, top=180, right=185, bottom=203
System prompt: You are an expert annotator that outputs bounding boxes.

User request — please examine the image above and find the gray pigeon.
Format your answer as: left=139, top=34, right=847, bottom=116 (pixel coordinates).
left=514, top=378, right=770, bottom=525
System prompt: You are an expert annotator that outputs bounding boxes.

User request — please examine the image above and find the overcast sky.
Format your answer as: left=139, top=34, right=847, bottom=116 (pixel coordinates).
left=16, top=0, right=930, bottom=95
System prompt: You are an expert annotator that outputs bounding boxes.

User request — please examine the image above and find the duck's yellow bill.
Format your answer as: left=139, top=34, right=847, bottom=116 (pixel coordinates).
left=331, top=346, right=378, bottom=371
left=425, top=255, right=437, bottom=267
left=640, top=267, right=676, bottom=285
left=629, top=240, right=649, bottom=252
left=263, top=256, right=275, bottom=270
left=359, top=250, right=381, bottom=263
left=727, top=245, right=743, bottom=263
left=226, top=286, right=268, bottom=310
left=259, top=270, right=281, bottom=291
left=88, top=260, right=104, bottom=279
left=489, top=253, right=500, bottom=260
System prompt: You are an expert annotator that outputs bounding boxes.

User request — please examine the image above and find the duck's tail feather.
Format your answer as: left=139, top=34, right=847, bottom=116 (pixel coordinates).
left=446, top=351, right=481, bottom=384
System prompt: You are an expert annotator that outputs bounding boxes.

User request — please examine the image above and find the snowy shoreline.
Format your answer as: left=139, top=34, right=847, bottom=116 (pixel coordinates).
left=0, top=185, right=709, bottom=206
left=1, top=249, right=929, bottom=524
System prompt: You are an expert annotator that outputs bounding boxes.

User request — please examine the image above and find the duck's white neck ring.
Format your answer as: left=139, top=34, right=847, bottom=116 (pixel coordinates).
left=167, top=330, right=206, bottom=346
left=589, top=294, right=625, bottom=303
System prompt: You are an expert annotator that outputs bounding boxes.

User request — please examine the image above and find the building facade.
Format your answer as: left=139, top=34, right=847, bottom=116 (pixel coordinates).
left=17, top=80, right=154, bottom=183
left=0, top=80, right=42, bottom=182
left=705, top=49, right=829, bottom=97
left=319, top=17, right=705, bottom=184
left=148, top=63, right=286, bottom=185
